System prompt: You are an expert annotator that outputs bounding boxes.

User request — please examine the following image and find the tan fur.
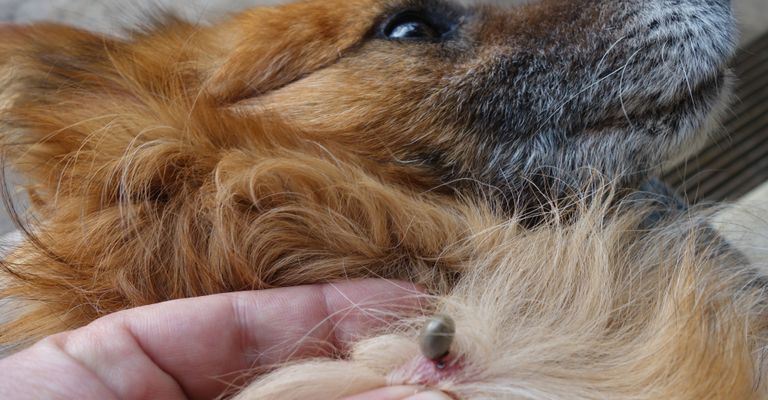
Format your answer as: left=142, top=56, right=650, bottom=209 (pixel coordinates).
left=236, top=203, right=768, bottom=399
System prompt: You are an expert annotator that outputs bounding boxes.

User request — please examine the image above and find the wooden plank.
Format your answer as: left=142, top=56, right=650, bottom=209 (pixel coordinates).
left=663, top=30, right=768, bottom=202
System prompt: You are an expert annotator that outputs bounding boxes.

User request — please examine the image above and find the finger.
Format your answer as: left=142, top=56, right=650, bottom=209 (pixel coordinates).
left=0, top=343, right=123, bottom=400
left=47, top=280, right=424, bottom=400
left=341, top=387, right=453, bottom=400
left=404, top=392, right=453, bottom=400
left=341, top=386, right=422, bottom=400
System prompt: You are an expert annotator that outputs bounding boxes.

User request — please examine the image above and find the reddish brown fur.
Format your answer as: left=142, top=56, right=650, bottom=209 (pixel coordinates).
left=0, top=4, right=500, bottom=345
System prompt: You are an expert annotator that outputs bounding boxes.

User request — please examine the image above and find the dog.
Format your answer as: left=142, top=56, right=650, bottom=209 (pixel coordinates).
left=2, top=0, right=763, bottom=397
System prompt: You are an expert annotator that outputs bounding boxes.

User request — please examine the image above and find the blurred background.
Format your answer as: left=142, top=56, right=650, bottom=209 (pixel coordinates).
left=0, top=0, right=766, bottom=261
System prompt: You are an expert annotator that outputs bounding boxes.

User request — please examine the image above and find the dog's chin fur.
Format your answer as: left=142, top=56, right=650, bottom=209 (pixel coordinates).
left=0, top=0, right=765, bottom=398
left=234, top=198, right=768, bottom=400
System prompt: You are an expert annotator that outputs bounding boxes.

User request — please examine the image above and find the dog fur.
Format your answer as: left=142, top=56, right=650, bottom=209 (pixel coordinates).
left=235, top=200, right=768, bottom=399
left=1, top=0, right=763, bottom=398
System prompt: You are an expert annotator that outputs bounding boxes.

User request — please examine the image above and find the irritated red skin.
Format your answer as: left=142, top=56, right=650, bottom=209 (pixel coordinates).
left=395, top=355, right=467, bottom=389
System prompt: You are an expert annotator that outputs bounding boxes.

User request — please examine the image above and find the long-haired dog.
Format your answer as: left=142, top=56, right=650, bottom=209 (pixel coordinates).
left=2, top=0, right=765, bottom=398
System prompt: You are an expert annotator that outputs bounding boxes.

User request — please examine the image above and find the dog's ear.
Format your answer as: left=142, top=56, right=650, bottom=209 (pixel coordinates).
left=0, top=24, right=119, bottom=105
left=0, top=24, right=124, bottom=98
left=205, top=0, right=384, bottom=102
left=0, top=25, right=126, bottom=193
left=0, top=21, right=215, bottom=204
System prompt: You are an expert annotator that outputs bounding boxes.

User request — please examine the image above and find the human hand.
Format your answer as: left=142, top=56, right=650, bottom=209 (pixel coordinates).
left=0, top=280, right=448, bottom=400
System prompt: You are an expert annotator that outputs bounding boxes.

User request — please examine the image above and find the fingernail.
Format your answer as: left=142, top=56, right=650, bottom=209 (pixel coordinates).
left=405, top=391, right=452, bottom=400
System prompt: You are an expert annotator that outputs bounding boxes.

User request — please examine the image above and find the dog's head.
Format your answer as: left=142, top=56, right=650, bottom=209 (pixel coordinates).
left=1, top=0, right=735, bottom=209
left=0, top=0, right=737, bottom=338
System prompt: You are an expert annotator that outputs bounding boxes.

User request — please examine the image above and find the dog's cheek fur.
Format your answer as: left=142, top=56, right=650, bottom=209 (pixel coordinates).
left=244, top=45, right=489, bottom=177
left=235, top=209, right=768, bottom=400
left=206, top=0, right=389, bottom=102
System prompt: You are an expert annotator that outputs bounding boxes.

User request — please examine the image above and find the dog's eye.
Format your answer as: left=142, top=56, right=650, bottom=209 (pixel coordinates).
left=383, top=13, right=441, bottom=41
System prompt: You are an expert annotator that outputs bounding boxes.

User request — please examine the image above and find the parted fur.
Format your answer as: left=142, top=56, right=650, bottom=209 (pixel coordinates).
left=0, top=0, right=764, bottom=398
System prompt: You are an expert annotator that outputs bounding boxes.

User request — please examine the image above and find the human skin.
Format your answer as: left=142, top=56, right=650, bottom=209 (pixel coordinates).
left=0, top=280, right=448, bottom=400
